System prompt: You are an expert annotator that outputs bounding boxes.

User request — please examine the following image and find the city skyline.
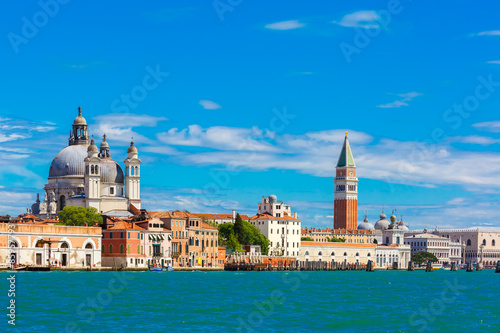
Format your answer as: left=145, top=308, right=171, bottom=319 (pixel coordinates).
left=1, top=1, right=500, bottom=229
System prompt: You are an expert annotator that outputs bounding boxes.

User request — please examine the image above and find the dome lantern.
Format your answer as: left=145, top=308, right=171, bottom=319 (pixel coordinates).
left=69, top=106, right=89, bottom=146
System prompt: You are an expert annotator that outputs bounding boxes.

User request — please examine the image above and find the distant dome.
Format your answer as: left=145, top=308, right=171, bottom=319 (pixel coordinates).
left=73, top=115, right=87, bottom=125
left=399, top=225, right=409, bottom=232
left=374, top=216, right=390, bottom=230
left=127, top=141, right=138, bottom=154
left=100, top=159, right=124, bottom=183
left=87, top=139, right=98, bottom=153
left=49, top=145, right=88, bottom=178
left=358, top=220, right=374, bottom=230
left=390, top=214, right=397, bottom=223
left=269, top=194, right=277, bottom=203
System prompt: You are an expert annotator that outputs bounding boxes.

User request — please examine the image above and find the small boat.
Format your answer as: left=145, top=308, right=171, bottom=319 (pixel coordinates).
left=149, top=266, right=174, bottom=272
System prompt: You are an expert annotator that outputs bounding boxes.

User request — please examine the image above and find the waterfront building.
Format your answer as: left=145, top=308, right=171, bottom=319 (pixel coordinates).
left=101, top=217, right=171, bottom=268
left=334, top=133, right=358, bottom=231
left=249, top=195, right=301, bottom=257
left=300, top=241, right=376, bottom=264
left=31, top=107, right=141, bottom=219
left=150, top=211, right=221, bottom=267
left=301, top=227, right=375, bottom=244
left=406, top=226, right=500, bottom=265
left=0, top=222, right=102, bottom=268
left=404, top=232, right=457, bottom=265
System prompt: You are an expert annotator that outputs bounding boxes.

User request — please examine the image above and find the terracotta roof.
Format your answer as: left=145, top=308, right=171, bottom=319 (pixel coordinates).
left=249, top=213, right=300, bottom=221
left=192, top=213, right=250, bottom=220
left=149, top=211, right=199, bottom=219
left=21, top=214, right=39, bottom=220
left=107, top=221, right=146, bottom=230
left=200, top=222, right=217, bottom=230
left=129, top=203, right=140, bottom=215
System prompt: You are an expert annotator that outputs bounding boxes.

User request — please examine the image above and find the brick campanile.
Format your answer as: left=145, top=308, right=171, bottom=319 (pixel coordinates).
left=334, top=132, right=358, bottom=231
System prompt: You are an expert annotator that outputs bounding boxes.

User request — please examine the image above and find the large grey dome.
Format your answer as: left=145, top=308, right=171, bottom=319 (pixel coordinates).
left=49, top=145, right=88, bottom=177
left=374, top=218, right=390, bottom=230
left=100, top=159, right=124, bottom=183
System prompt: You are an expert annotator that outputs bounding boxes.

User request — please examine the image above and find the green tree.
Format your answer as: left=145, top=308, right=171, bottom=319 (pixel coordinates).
left=326, top=236, right=346, bottom=243
left=217, top=218, right=270, bottom=255
left=412, top=251, right=438, bottom=264
left=226, top=233, right=244, bottom=253
left=57, top=206, right=102, bottom=226
left=373, top=239, right=378, bottom=244
left=301, top=236, right=314, bottom=241
left=233, top=213, right=245, bottom=244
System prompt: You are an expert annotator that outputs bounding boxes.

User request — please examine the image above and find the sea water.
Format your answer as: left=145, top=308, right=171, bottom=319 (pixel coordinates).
left=1, top=270, right=499, bottom=332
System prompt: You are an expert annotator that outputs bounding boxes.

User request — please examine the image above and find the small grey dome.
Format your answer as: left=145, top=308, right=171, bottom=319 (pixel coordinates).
left=73, top=107, right=87, bottom=126
left=269, top=194, right=277, bottom=203
left=127, top=141, right=138, bottom=154
left=358, top=220, right=374, bottom=230
left=100, top=159, right=124, bottom=183
left=399, top=225, right=409, bottom=232
left=49, top=145, right=88, bottom=177
left=87, top=139, right=98, bottom=153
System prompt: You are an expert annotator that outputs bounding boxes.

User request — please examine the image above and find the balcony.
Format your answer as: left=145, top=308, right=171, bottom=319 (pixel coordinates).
left=152, top=252, right=164, bottom=258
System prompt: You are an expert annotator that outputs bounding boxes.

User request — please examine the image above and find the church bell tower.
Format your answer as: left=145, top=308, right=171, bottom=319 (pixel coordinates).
left=334, top=132, right=358, bottom=231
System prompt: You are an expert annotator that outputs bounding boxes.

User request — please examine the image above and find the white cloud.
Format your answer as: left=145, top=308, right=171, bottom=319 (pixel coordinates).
left=473, top=121, right=500, bottom=133
left=265, top=20, right=305, bottom=30
left=157, top=125, right=276, bottom=152
left=93, top=113, right=167, bottom=144
left=377, top=91, right=422, bottom=108
left=334, top=10, right=381, bottom=29
left=486, top=60, right=500, bottom=64
left=475, top=30, right=500, bottom=36
left=199, top=100, right=222, bottom=110
left=450, top=135, right=500, bottom=145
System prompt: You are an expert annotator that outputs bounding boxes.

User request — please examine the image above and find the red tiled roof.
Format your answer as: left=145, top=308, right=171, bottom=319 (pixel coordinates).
left=107, top=221, right=146, bottom=230
left=301, top=241, right=376, bottom=248
left=192, top=213, right=250, bottom=220
left=200, top=222, right=217, bottom=230
left=149, top=211, right=200, bottom=219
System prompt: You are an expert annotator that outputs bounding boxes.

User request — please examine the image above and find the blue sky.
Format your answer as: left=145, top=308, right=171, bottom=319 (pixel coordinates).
left=1, top=1, right=500, bottom=229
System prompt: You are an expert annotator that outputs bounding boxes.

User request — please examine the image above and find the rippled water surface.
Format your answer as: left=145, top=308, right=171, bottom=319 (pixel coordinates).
left=1, top=270, right=499, bottom=332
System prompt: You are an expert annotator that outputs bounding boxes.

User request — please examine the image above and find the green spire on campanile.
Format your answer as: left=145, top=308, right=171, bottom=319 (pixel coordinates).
left=336, top=131, right=356, bottom=167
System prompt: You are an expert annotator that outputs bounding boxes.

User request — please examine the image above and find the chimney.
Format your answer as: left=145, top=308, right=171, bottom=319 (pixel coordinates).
left=232, top=210, right=236, bottom=221
left=294, top=212, right=297, bottom=219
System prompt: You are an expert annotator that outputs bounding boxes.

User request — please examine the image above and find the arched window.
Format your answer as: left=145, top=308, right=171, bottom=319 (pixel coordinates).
left=120, top=244, right=124, bottom=254
left=492, top=240, right=496, bottom=247
left=367, top=252, right=371, bottom=257
left=91, top=165, right=94, bottom=174
left=331, top=251, right=335, bottom=256
left=318, top=251, right=323, bottom=256
left=131, top=166, right=134, bottom=175
left=9, top=241, right=19, bottom=248
left=95, top=165, right=99, bottom=174
left=466, top=239, right=471, bottom=246
left=85, top=243, right=93, bottom=249
left=355, top=252, right=359, bottom=257
left=60, top=242, right=69, bottom=249
left=343, top=252, right=347, bottom=256
left=109, top=245, right=113, bottom=253
left=305, top=251, right=310, bottom=256
left=482, top=239, right=486, bottom=246
left=135, top=166, right=138, bottom=175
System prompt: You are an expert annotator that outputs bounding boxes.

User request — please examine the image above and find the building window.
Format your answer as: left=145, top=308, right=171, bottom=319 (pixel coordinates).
left=482, top=239, right=487, bottom=246
left=110, top=187, right=115, bottom=195
left=128, top=232, right=130, bottom=239
left=467, top=239, right=471, bottom=246
left=121, top=232, right=124, bottom=238
left=102, top=245, right=105, bottom=253
left=109, top=245, right=113, bottom=254
left=120, top=244, right=124, bottom=254
left=493, top=240, right=496, bottom=247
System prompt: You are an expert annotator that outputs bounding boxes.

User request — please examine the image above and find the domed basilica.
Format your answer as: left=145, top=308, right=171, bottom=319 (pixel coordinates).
left=31, top=107, right=141, bottom=218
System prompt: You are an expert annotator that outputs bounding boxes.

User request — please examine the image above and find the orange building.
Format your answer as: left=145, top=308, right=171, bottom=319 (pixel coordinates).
left=101, top=217, right=172, bottom=268
left=150, top=211, right=221, bottom=268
